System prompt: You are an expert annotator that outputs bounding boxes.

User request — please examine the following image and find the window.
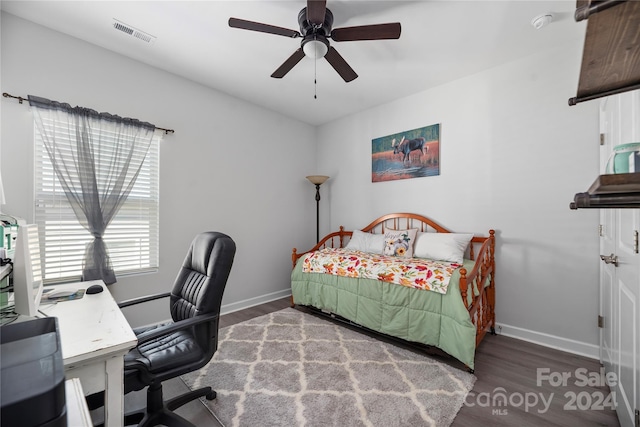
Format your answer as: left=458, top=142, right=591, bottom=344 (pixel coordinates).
left=34, top=121, right=160, bottom=284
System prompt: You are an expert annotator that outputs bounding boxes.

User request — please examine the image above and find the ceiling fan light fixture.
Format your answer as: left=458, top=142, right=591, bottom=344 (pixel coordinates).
left=303, top=39, right=328, bottom=59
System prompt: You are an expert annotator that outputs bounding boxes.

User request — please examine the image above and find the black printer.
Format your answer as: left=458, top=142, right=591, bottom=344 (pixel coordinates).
left=1, top=317, right=66, bottom=427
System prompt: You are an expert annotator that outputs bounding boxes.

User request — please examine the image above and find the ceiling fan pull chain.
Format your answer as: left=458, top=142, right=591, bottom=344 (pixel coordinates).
left=314, top=57, right=318, bottom=99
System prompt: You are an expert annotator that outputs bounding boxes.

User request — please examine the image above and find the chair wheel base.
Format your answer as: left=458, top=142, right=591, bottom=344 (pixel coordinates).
left=206, top=390, right=216, bottom=400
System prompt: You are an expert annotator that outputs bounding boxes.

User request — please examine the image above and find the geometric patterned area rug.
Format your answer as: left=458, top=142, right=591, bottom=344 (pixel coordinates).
left=181, top=308, right=476, bottom=427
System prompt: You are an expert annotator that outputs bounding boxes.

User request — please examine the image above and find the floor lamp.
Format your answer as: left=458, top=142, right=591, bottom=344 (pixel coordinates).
left=306, top=175, right=329, bottom=243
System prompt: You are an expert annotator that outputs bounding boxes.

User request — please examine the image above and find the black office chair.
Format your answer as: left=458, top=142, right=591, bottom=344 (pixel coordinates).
left=103, top=232, right=235, bottom=427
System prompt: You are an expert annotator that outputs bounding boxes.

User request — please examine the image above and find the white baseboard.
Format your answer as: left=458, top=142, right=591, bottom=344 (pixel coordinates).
left=496, top=323, right=600, bottom=360
left=131, top=289, right=292, bottom=330
left=220, top=288, right=292, bottom=316
left=223, top=295, right=601, bottom=360
left=136, top=291, right=601, bottom=362
left=221, top=295, right=600, bottom=361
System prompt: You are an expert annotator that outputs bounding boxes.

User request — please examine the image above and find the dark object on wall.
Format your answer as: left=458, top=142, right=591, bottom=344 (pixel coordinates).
left=569, top=0, right=640, bottom=105
left=0, top=317, right=66, bottom=427
left=570, top=172, right=640, bottom=209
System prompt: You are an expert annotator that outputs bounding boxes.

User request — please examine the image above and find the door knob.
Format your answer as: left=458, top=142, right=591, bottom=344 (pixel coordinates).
left=600, top=253, right=618, bottom=266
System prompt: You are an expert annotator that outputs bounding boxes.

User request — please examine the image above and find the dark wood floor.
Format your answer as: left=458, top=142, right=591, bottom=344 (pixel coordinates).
left=124, top=297, right=620, bottom=427
left=453, top=331, right=619, bottom=426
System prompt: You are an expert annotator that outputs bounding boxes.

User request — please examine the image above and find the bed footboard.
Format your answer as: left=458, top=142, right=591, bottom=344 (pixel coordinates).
left=459, top=230, right=496, bottom=346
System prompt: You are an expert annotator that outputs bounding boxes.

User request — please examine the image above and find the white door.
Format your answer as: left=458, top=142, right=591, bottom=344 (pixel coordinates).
left=599, top=98, right=615, bottom=374
left=599, top=91, right=640, bottom=427
left=615, top=208, right=640, bottom=427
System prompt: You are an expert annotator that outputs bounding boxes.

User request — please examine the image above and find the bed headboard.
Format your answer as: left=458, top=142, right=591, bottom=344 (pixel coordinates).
left=360, top=212, right=451, bottom=234
left=292, top=212, right=492, bottom=267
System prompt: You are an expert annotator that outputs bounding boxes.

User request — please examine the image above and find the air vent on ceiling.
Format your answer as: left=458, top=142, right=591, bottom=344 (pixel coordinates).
left=113, top=19, right=156, bottom=44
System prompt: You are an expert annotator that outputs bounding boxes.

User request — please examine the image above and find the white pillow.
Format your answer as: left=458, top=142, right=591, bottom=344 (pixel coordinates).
left=345, top=230, right=385, bottom=254
left=413, top=232, right=474, bottom=263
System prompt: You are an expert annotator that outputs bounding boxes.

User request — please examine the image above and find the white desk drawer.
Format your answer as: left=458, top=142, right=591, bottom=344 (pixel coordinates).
left=65, top=360, right=107, bottom=395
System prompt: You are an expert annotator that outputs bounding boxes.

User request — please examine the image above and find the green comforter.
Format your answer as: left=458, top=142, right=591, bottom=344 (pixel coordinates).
left=291, top=258, right=478, bottom=369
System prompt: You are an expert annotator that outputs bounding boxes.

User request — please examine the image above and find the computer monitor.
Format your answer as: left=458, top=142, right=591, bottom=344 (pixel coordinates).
left=12, top=224, right=44, bottom=317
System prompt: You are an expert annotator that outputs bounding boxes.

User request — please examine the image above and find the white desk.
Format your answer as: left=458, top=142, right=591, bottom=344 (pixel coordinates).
left=39, top=280, right=137, bottom=427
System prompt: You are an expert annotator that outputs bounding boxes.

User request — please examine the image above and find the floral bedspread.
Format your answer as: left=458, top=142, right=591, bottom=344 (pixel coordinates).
left=302, top=248, right=462, bottom=294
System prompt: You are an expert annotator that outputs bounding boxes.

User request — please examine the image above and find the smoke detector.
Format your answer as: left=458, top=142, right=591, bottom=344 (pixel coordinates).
left=531, top=13, right=553, bottom=30
left=113, top=19, right=156, bottom=44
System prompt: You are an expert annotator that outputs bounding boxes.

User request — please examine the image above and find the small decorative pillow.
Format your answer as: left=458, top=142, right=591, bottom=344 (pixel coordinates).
left=413, top=232, right=474, bottom=263
left=345, top=230, right=385, bottom=254
left=383, top=229, right=418, bottom=258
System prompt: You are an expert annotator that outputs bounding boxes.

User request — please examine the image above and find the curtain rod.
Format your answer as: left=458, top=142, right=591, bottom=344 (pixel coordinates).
left=2, top=92, right=174, bottom=135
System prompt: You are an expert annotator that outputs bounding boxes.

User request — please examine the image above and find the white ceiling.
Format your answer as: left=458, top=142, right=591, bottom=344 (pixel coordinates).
left=1, top=1, right=585, bottom=126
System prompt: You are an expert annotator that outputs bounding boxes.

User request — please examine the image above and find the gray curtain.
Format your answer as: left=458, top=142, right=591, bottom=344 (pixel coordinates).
left=29, top=95, right=156, bottom=285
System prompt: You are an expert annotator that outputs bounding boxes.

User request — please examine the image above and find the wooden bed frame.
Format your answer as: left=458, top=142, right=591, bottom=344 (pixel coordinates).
left=291, top=213, right=496, bottom=354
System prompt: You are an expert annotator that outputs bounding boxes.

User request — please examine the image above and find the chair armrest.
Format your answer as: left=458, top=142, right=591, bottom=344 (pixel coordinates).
left=134, top=312, right=220, bottom=346
left=118, top=292, right=171, bottom=309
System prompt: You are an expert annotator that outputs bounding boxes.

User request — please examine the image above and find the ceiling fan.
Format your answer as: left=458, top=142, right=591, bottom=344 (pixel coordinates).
left=229, top=0, right=401, bottom=82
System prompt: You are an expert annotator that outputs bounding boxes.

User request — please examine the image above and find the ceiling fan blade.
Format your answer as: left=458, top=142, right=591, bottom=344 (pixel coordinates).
left=271, top=48, right=306, bottom=79
left=307, top=0, right=327, bottom=26
left=331, top=23, right=401, bottom=42
left=229, top=17, right=300, bottom=38
left=324, top=47, right=358, bottom=82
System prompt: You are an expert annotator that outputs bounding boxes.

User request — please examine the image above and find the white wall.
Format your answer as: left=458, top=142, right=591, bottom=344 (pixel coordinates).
left=1, top=11, right=606, bottom=357
left=0, top=13, right=317, bottom=327
left=316, top=40, right=602, bottom=357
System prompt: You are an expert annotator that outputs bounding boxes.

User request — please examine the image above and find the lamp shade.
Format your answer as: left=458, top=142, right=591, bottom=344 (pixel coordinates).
left=306, top=175, right=329, bottom=185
